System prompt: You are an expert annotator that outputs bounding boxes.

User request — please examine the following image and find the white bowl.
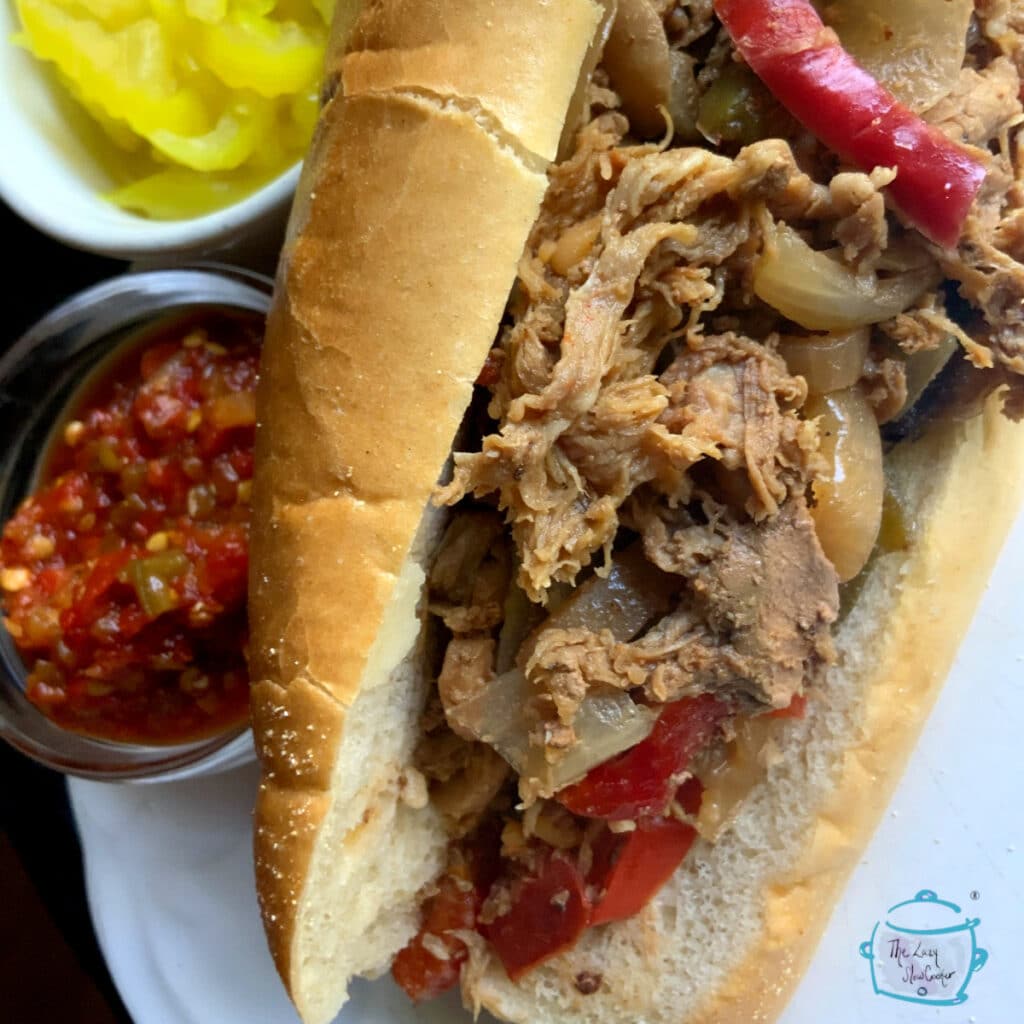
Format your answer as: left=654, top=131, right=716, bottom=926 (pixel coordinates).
left=0, top=2, right=301, bottom=261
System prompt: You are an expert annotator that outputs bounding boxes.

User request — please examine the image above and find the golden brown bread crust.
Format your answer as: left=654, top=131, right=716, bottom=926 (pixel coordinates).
left=248, top=0, right=605, bottom=1016
left=251, top=88, right=552, bottom=702
left=339, top=0, right=607, bottom=162
left=251, top=92, right=551, bottom=985
left=250, top=677, right=344, bottom=990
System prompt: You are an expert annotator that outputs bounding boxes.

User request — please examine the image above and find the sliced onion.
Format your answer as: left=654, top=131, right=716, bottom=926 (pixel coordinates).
left=817, top=0, right=973, bottom=113
left=902, top=334, right=959, bottom=410
left=534, top=543, right=679, bottom=643
left=447, top=668, right=655, bottom=798
left=754, top=225, right=936, bottom=332
left=695, top=713, right=778, bottom=842
left=777, top=328, right=870, bottom=394
left=668, top=50, right=701, bottom=142
left=806, top=387, right=884, bottom=582
left=521, top=691, right=656, bottom=796
left=495, top=582, right=544, bottom=675
left=446, top=668, right=535, bottom=770
left=603, top=0, right=673, bottom=138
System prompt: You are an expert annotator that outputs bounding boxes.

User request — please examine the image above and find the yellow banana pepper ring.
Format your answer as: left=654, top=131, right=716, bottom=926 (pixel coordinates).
left=14, top=0, right=339, bottom=218
left=150, top=97, right=272, bottom=171
left=198, top=14, right=324, bottom=98
left=16, top=0, right=209, bottom=137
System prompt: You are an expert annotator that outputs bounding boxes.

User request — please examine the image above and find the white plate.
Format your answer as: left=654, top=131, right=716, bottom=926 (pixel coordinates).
left=68, top=509, right=1024, bottom=1024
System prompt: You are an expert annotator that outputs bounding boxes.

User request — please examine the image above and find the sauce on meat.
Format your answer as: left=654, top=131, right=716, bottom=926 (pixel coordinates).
left=0, top=310, right=261, bottom=744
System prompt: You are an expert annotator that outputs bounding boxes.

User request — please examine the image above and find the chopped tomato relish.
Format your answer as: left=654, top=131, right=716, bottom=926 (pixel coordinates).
left=0, top=311, right=262, bottom=744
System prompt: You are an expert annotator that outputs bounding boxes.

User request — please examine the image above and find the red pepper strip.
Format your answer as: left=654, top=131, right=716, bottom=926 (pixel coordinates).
left=557, top=694, right=730, bottom=820
left=392, top=872, right=478, bottom=1002
left=714, top=0, right=987, bottom=248
left=768, top=692, right=807, bottom=719
left=588, top=779, right=702, bottom=926
left=676, top=774, right=704, bottom=816
left=481, top=855, right=592, bottom=982
left=589, top=815, right=699, bottom=926
left=392, top=825, right=502, bottom=1002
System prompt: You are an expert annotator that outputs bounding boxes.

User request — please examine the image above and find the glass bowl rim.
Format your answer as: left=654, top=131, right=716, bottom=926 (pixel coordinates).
left=0, top=263, right=271, bottom=781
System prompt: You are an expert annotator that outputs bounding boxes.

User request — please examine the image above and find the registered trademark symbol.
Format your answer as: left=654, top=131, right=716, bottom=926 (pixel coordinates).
left=970, top=890, right=980, bottom=901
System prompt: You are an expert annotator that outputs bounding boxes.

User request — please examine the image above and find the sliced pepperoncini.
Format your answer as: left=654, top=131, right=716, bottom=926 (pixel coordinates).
left=14, top=0, right=341, bottom=218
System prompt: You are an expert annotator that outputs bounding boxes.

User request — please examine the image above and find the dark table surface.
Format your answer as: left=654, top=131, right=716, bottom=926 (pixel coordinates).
left=1, top=200, right=131, bottom=1024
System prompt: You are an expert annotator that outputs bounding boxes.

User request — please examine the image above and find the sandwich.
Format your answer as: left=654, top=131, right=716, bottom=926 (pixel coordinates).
left=248, top=2, right=1024, bottom=1022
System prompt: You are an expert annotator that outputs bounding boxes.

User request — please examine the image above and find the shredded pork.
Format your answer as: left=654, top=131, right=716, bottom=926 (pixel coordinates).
left=438, top=124, right=835, bottom=600
left=423, top=5, right=1024, bottom=825
left=527, top=500, right=836, bottom=714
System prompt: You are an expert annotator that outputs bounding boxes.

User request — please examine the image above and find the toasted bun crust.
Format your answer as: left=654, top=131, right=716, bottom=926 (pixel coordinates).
left=251, top=5, right=1024, bottom=1023
left=461, top=397, right=1024, bottom=1023
left=248, top=4, right=604, bottom=1024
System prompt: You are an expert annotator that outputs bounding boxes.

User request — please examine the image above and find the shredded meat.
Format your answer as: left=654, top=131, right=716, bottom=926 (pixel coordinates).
left=438, top=130, right=833, bottom=600
left=525, top=500, right=838, bottom=714
left=427, top=510, right=511, bottom=632
left=725, top=138, right=831, bottom=222
left=417, top=719, right=475, bottom=784
left=878, top=291, right=1007, bottom=393
left=993, top=203, right=1024, bottom=263
left=926, top=58, right=1022, bottom=147
left=419, top=508, right=514, bottom=831
left=525, top=631, right=625, bottom=734
left=429, top=743, right=509, bottom=839
left=862, top=355, right=910, bottom=424
left=926, top=57, right=1024, bottom=388
left=828, top=169, right=896, bottom=268
left=939, top=219, right=1024, bottom=375
left=652, top=335, right=822, bottom=519
left=881, top=293, right=963, bottom=355
left=420, top=15, right=1024, bottom=844
left=418, top=673, right=509, bottom=838
left=662, top=0, right=716, bottom=49
left=438, top=634, right=495, bottom=740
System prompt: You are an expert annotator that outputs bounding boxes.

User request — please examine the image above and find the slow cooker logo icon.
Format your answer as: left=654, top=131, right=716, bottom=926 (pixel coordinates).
left=859, top=890, right=988, bottom=1006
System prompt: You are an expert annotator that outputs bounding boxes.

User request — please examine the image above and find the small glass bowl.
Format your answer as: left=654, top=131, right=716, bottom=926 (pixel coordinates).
left=0, top=266, right=271, bottom=781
